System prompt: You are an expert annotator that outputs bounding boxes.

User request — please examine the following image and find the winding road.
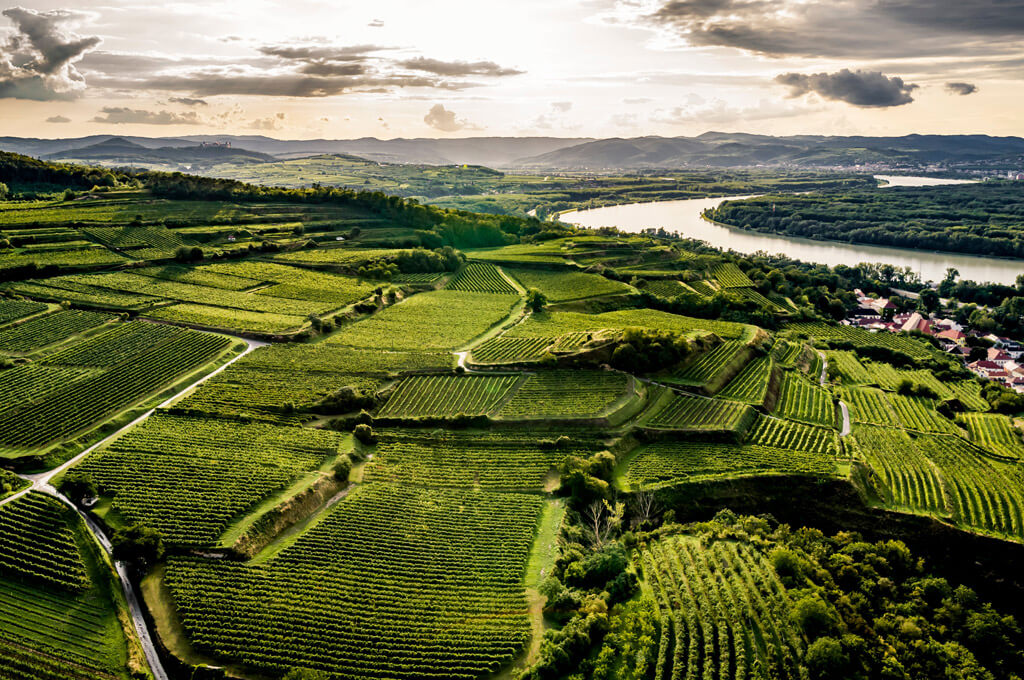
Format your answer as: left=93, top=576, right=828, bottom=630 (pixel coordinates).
left=817, top=350, right=851, bottom=437
left=1, top=335, right=266, bottom=680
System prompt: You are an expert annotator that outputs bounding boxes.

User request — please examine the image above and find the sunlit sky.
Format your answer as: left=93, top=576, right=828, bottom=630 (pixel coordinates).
left=2, top=0, right=1022, bottom=139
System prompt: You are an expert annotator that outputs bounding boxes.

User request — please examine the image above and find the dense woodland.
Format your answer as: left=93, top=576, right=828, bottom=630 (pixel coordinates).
left=710, top=182, right=1024, bottom=258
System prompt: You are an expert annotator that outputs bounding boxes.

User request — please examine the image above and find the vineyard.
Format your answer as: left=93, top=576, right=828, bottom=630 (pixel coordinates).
left=364, top=430, right=589, bottom=489
left=851, top=425, right=947, bottom=512
left=783, top=322, right=936, bottom=360
left=640, top=534, right=804, bottom=679
left=717, top=356, right=773, bottom=405
left=625, top=440, right=837, bottom=488
left=773, top=372, right=835, bottom=428
left=643, top=392, right=757, bottom=434
left=327, top=291, right=518, bottom=351
left=72, top=413, right=343, bottom=547
left=506, top=268, right=631, bottom=302
left=0, top=310, right=115, bottom=354
left=0, top=321, right=232, bottom=453
left=165, top=483, right=543, bottom=679
left=0, top=299, right=47, bottom=326
left=746, top=416, right=839, bottom=456
left=0, top=494, right=130, bottom=680
left=709, top=262, right=754, bottom=288
left=378, top=374, right=521, bottom=418
left=672, top=340, right=745, bottom=387
left=508, top=308, right=749, bottom=341
left=445, top=263, right=519, bottom=294
left=959, top=413, right=1024, bottom=460
left=497, top=370, right=630, bottom=419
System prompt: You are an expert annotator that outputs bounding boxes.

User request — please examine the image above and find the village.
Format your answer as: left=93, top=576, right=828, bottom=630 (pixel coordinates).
left=846, top=290, right=1024, bottom=392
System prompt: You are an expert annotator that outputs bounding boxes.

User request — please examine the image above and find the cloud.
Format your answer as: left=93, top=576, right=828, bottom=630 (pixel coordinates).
left=91, top=106, right=203, bottom=125
left=423, top=103, right=480, bottom=132
left=651, top=97, right=816, bottom=124
left=398, top=57, right=523, bottom=77
left=945, top=81, right=978, bottom=95
left=45, top=114, right=70, bottom=122
left=0, top=7, right=101, bottom=100
left=551, top=101, right=572, bottom=112
left=168, top=96, right=208, bottom=106
left=602, top=0, right=1024, bottom=60
left=775, top=69, right=918, bottom=108
left=259, top=44, right=390, bottom=63
left=249, top=112, right=286, bottom=131
left=368, top=19, right=384, bottom=28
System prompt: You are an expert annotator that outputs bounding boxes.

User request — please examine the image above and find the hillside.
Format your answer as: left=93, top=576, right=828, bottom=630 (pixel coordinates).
left=1, top=155, right=1024, bottom=680
left=514, top=132, right=1024, bottom=170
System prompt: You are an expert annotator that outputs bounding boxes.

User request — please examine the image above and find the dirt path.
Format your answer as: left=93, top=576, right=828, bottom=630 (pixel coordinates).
left=817, top=350, right=851, bottom=438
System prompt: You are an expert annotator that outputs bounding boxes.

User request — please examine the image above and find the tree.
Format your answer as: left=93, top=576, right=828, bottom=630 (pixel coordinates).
left=629, top=489, right=659, bottom=530
left=57, top=470, right=97, bottom=503
left=112, top=524, right=165, bottom=565
left=918, top=288, right=940, bottom=314
left=353, top=423, right=377, bottom=445
left=582, top=499, right=625, bottom=549
left=804, top=637, right=850, bottom=680
left=0, top=182, right=8, bottom=199
left=526, top=287, right=547, bottom=312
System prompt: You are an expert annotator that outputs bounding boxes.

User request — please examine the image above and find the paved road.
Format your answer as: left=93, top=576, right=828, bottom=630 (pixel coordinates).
left=0, top=335, right=265, bottom=679
left=817, top=350, right=851, bottom=438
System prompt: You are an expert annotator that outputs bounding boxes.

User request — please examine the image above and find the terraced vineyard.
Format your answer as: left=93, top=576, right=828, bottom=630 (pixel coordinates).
left=640, top=534, right=804, bottom=679
left=746, top=416, right=839, bottom=456
left=960, top=413, right=1024, bottom=460
left=851, top=425, right=947, bottom=512
left=328, top=291, right=517, bottom=351
left=507, top=268, right=631, bottom=302
left=625, top=440, right=836, bottom=488
left=672, top=340, right=745, bottom=387
left=378, top=374, right=520, bottom=418
left=709, top=262, right=754, bottom=288
left=784, top=322, right=937, bottom=359
left=825, top=350, right=870, bottom=384
left=717, top=356, right=773, bottom=405
left=365, top=430, right=587, bottom=489
left=643, top=392, right=757, bottom=434
left=843, top=386, right=899, bottom=426
left=497, top=370, right=629, bottom=419
left=445, top=263, right=519, bottom=294
left=73, top=413, right=343, bottom=547
left=774, top=372, right=835, bottom=428
left=165, top=483, right=543, bottom=679
left=915, top=435, right=1024, bottom=540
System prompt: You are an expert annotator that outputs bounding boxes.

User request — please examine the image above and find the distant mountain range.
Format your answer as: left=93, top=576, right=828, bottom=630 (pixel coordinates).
left=0, top=135, right=592, bottom=168
left=513, top=133, right=1024, bottom=169
left=1, top=132, right=1022, bottom=171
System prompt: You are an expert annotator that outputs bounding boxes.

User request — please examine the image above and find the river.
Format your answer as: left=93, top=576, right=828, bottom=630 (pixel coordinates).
left=561, top=176, right=1020, bottom=285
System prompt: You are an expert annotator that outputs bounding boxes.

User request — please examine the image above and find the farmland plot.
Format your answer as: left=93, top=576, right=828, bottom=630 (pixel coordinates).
left=378, top=374, right=520, bottom=418
left=165, top=483, right=543, bottom=679
left=774, top=372, right=835, bottom=428
left=497, top=370, right=629, bottom=419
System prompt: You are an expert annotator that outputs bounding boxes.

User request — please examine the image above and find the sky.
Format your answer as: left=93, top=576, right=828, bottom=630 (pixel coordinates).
left=1, top=0, right=1022, bottom=140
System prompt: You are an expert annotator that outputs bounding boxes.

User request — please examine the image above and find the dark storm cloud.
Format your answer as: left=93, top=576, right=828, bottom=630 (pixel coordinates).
left=169, top=96, right=208, bottom=106
left=632, top=0, right=1024, bottom=59
left=92, top=106, right=203, bottom=125
left=945, top=81, right=978, bottom=95
left=0, top=6, right=101, bottom=99
left=398, top=57, right=524, bottom=77
left=775, top=69, right=918, bottom=107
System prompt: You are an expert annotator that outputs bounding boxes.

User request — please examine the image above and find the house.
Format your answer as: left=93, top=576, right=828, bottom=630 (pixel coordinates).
left=936, top=328, right=967, bottom=346
left=900, top=312, right=924, bottom=333
left=987, top=348, right=1013, bottom=366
